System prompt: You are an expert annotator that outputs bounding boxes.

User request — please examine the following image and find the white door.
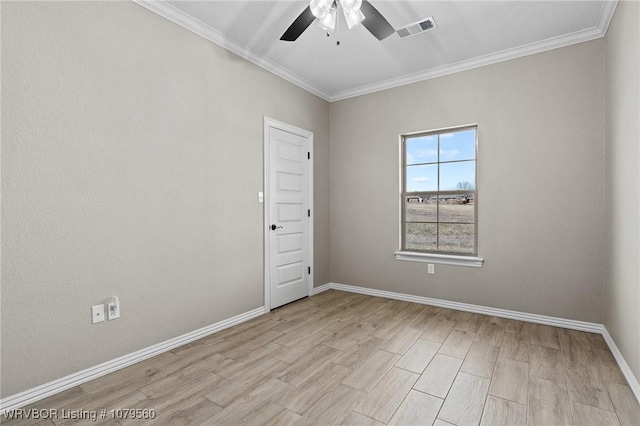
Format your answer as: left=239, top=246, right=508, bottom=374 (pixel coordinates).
left=265, top=119, right=313, bottom=310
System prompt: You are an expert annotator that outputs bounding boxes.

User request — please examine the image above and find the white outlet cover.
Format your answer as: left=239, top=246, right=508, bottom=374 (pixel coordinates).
left=107, top=297, right=120, bottom=320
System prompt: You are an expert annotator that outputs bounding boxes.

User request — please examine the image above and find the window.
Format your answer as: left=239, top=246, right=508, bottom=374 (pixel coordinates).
left=400, top=125, right=478, bottom=258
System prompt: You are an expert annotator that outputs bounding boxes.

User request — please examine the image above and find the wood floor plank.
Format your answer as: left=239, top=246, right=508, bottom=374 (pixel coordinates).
left=593, top=348, right=628, bottom=385
left=137, top=370, right=228, bottom=416
left=322, top=323, right=375, bottom=352
left=475, top=318, right=505, bottom=346
left=332, top=335, right=387, bottom=370
left=408, top=307, right=437, bottom=330
left=395, top=302, right=430, bottom=323
left=527, top=376, right=572, bottom=426
left=565, top=363, right=613, bottom=411
left=498, top=331, right=530, bottom=362
left=606, top=383, right=640, bottom=426
left=204, top=358, right=287, bottom=407
left=278, top=362, right=352, bottom=415
left=300, top=384, right=367, bottom=425
left=531, top=324, right=560, bottom=349
left=276, top=344, right=341, bottom=387
left=370, top=317, right=406, bottom=340
left=461, top=341, right=500, bottom=378
left=354, top=367, right=419, bottom=423
left=216, top=342, right=286, bottom=380
left=207, top=378, right=292, bottom=425
left=504, top=320, right=532, bottom=338
left=453, top=312, right=484, bottom=334
left=488, top=357, right=528, bottom=405
left=342, top=412, right=385, bottom=426
left=439, top=328, right=475, bottom=359
left=421, top=314, right=456, bottom=343
left=413, top=354, right=462, bottom=398
left=558, top=327, right=588, bottom=340
left=438, top=372, right=490, bottom=426
left=559, top=333, right=593, bottom=367
left=273, top=323, right=330, bottom=349
left=341, top=350, right=401, bottom=392
left=79, top=354, right=172, bottom=397
left=585, top=332, right=610, bottom=351
left=75, top=391, right=150, bottom=426
left=214, top=318, right=282, bottom=342
left=530, top=344, right=565, bottom=384
left=266, top=406, right=303, bottom=425
left=571, top=401, right=621, bottom=426
left=381, top=326, right=423, bottom=355
left=387, top=390, right=443, bottom=426
left=480, top=395, right=526, bottom=426
left=395, top=338, right=440, bottom=374
left=151, top=397, right=222, bottom=425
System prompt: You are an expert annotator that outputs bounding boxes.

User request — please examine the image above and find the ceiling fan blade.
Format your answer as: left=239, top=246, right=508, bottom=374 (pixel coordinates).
left=360, top=0, right=395, bottom=40
left=280, top=6, right=316, bottom=41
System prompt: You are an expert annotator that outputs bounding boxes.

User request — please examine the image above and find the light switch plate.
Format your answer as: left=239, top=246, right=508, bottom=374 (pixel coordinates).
left=92, top=304, right=105, bottom=324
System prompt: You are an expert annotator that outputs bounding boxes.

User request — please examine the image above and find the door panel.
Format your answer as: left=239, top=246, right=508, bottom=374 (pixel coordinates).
left=268, top=126, right=310, bottom=309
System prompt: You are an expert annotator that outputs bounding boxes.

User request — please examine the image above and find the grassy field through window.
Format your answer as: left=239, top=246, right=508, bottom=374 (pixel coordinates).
left=405, top=200, right=474, bottom=253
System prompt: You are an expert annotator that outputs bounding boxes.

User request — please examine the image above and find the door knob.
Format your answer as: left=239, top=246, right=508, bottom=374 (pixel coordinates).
left=271, top=224, right=283, bottom=231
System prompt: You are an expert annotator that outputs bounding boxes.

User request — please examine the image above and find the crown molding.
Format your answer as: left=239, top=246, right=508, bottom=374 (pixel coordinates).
left=132, top=0, right=332, bottom=102
left=133, top=0, right=617, bottom=103
left=329, top=0, right=618, bottom=102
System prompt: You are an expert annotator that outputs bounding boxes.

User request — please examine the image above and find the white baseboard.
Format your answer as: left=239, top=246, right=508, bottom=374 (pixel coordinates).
left=324, top=282, right=603, bottom=332
left=602, top=327, right=640, bottom=402
left=0, top=307, right=265, bottom=414
left=317, top=282, right=640, bottom=404
left=312, top=283, right=332, bottom=295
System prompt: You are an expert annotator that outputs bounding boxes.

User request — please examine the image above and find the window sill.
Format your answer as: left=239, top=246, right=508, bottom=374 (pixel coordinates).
left=394, top=251, right=484, bottom=268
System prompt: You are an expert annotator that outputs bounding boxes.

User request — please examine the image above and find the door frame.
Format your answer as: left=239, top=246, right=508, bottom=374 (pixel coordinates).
left=263, top=117, right=314, bottom=312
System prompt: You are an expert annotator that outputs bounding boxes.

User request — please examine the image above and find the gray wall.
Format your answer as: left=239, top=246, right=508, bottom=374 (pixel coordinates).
left=329, top=40, right=606, bottom=323
left=605, top=0, right=640, bottom=382
left=1, top=1, right=330, bottom=397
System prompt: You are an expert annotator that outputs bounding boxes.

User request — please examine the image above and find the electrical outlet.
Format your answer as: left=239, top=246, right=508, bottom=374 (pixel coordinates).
left=92, top=304, right=105, bottom=324
left=107, top=296, right=120, bottom=320
left=428, top=263, right=435, bottom=274
left=258, top=191, right=264, bottom=203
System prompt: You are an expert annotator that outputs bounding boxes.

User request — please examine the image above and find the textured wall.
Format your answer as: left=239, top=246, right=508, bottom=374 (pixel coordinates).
left=329, top=40, right=605, bottom=323
left=1, top=1, right=329, bottom=397
left=605, top=0, right=640, bottom=383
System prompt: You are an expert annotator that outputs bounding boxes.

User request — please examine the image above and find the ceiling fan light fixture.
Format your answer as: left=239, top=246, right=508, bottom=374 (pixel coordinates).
left=310, top=0, right=333, bottom=19
left=342, top=8, right=365, bottom=29
left=317, top=5, right=337, bottom=32
left=340, top=0, right=362, bottom=14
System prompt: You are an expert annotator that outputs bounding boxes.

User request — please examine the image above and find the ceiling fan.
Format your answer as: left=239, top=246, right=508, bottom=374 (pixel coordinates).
left=280, top=0, right=395, bottom=42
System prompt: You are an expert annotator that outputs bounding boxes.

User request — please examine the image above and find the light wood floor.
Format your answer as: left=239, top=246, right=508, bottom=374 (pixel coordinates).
left=5, top=290, right=639, bottom=425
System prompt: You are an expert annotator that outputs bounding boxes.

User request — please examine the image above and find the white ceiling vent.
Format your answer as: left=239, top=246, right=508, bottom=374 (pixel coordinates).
left=396, top=17, right=437, bottom=39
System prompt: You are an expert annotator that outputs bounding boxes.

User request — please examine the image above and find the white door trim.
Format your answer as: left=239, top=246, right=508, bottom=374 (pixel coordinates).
left=263, top=117, right=314, bottom=312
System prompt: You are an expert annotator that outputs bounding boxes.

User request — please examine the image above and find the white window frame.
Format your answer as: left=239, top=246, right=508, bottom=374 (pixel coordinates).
left=394, top=124, right=483, bottom=268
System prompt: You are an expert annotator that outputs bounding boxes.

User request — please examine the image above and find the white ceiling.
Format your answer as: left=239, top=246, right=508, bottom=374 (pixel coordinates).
left=136, top=0, right=617, bottom=101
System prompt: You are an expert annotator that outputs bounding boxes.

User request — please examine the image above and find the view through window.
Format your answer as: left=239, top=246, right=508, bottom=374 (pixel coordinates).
left=402, top=126, right=477, bottom=255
